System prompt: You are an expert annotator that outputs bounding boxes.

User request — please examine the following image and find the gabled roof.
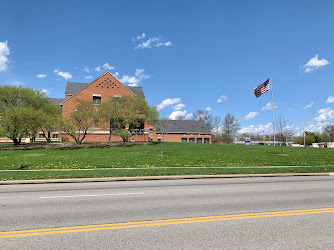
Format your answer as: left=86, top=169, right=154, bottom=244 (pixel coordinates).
left=64, top=72, right=145, bottom=99
left=127, top=86, right=145, bottom=98
left=154, top=120, right=211, bottom=134
left=65, top=82, right=88, bottom=95
left=48, top=98, right=65, bottom=105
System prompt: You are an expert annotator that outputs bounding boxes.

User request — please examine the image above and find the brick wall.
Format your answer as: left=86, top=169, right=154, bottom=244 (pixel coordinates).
left=62, top=72, right=135, bottom=118
left=145, top=126, right=211, bottom=143
left=58, top=71, right=212, bottom=144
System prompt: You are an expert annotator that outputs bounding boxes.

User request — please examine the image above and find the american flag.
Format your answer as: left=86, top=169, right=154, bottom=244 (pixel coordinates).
left=253, top=79, right=270, bottom=98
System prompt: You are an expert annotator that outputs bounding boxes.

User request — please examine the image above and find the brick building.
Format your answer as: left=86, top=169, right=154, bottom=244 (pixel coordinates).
left=36, top=71, right=211, bottom=143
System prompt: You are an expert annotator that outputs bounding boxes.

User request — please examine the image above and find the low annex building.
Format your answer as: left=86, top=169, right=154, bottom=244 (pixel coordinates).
left=1, top=71, right=211, bottom=143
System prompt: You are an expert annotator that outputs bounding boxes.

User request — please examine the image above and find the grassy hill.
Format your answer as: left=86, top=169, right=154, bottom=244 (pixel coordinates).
left=1, top=143, right=333, bottom=180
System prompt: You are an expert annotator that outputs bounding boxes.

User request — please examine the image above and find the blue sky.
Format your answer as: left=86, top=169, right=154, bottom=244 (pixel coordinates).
left=1, top=0, right=333, bottom=136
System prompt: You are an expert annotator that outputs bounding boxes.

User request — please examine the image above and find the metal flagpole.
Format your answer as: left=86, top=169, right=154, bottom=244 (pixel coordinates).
left=270, top=76, right=275, bottom=146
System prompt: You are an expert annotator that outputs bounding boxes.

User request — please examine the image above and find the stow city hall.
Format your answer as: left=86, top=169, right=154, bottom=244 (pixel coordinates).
left=14, top=71, right=211, bottom=144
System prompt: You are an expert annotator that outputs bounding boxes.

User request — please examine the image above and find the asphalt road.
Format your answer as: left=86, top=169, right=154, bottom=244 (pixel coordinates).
left=1, top=176, right=334, bottom=249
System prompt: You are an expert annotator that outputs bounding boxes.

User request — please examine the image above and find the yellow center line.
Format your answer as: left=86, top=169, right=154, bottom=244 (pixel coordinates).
left=1, top=207, right=334, bottom=238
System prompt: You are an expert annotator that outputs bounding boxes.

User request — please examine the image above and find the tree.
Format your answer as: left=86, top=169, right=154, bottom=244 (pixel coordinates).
left=276, top=116, right=287, bottom=154
left=39, top=101, right=62, bottom=142
left=220, top=133, right=234, bottom=144
left=97, top=95, right=158, bottom=142
left=305, top=131, right=322, bottom=143
left=193, top=109, right=214, bottom=131
left=0, top=106, right=39, bottom=145
left=222, top=113, right=240, bottom=143
left=294, top=131, right=322, bottom=145
left=323, top=124, right=334, bottom=141
left=113, top=129, right=132, bottom=142
left=212, top=116, right=222, bottom=136
left=61, top=99, right=96, bottom=144
left=0, top=85, right=50, bottom=145
left=210, top=116, right=223, bottom=143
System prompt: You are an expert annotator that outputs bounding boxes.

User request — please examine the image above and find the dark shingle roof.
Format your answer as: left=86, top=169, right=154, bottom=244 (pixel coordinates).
left=65, top=82, right=88, bottom=95
left=127, top=86, right=145, bottom=98
left=48, top=98, right=65, bottom=105
left=154, top=120, right=211, bottom=134
left=65, top=82, right=145, bottom=98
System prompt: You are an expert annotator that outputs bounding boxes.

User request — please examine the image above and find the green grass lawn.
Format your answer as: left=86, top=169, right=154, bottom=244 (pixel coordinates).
left=1, top=143, right=333, bottom=180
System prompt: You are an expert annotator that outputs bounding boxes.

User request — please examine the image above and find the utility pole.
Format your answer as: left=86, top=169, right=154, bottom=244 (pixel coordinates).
left=303, top=128, right=305, bottom=147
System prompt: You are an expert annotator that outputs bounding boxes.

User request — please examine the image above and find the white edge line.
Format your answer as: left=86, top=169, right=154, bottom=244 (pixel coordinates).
left=40, top=192, right=145, bottom=199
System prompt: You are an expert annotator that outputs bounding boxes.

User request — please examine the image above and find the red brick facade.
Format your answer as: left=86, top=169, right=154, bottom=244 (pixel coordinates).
left=62, top=72, right=135, bottom=118
left=59, top=71, right=211, bottom=143
left=0, top=71, right=211, bottom=143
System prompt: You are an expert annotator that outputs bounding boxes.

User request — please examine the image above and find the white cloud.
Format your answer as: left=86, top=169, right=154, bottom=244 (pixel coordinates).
left=84, top=67, right=90, bottom=73
left=326, top=96, right=334, bottom=104
left=262, top=102, right=278, bottom=111
left=53, top=69, right=72, bottom=80
left=238, top=123, right=273, bottom=135
left=9, top=80, right=22, bottom=86
left=38, top=89, right=49, bottom=95
left=0, top=40, right=10, bottom=72
left=162, top=41, right=172, bottom=46
left=120, top=68, right=149, bottom=87
left=206, top=107, right=212, bottom=111
left=173, top=103, right=186, bottom=111
left=36, top=74, right=47, bottom=78
left=169, top=110, right=187, bottom=120
left=288, top=108, right=295, bottom=112
left=314, top=107, right=334, bottom=122
left=103, top=63, right=114, bottom=70
left=303, top=120, right=330, bottom=133
left=244, top=112, right=258, bottom=120
left=303, top=101, right=314, bottom=109
left=132, top=33, right=146, bottom=41
left=185, top=113, right=193, bottom=120
left=85, top=76, right=93, bottom=79
left=303, top=54, right=330, bottom=73
left=94, top=66, right=101, bottom=72
left=134, top=35, right=172, bottom=50
left=157, top=98, right=181, bottom=110
left=113, top=72, right=119, bottom=76
left=217, top=95, right=227, bottom=103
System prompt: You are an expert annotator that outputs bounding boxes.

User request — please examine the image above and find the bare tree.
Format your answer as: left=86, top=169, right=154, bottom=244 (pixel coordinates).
left=174, top=114, right=186, bottom=120
left=193, top=109, right=214, bottom=131
left=285, top=125, right=295, bottom=144
left=212, top=116, right=222, bottom=136
left=276, top=116, right=289, bottom=154
left=222, top=113, right=240, bottom=143
left=324, top=124, right=334, bottom=142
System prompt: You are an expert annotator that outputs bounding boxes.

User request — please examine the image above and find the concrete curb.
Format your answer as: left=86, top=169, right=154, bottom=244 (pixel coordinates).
left=0, top=173, right=332, bottom=185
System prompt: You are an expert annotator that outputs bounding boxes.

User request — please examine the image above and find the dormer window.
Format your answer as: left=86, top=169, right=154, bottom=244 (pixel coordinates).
left=93, top=94, right=101, bottom=104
